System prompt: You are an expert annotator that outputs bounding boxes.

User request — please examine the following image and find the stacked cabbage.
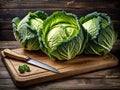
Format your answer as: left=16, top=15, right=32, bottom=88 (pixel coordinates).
left=12, top=11, right=117, bottom=60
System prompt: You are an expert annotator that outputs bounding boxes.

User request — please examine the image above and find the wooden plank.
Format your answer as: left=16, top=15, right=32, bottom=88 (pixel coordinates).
left=0, top=8, right=120, bottom=19
left=74, top=67, right=120, bottom=79
left=43, top=79, right=120, bottom=90
left=0, top=41, right=20, bottom=49
left=0, top=59, right=5, bottom=67
left=0, top=0, right=118, bottom=9
left=0, top=79, right=13, bottom=85
left=0, top=30, right=15, bottom=41
left=0, top=67, right=6, bottom=70
left=0, top=20, right=12, bottom=30
left=0, top=78, right=120, bottom=90
left=112, top=40, right=120, bottom=52
left=0, top=70, right=11, bottom=79
left=0, top=85, right=17, bottom=90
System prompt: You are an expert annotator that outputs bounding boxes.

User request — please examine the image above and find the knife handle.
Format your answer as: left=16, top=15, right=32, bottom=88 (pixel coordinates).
left=3, top=49, right=29, bottom=61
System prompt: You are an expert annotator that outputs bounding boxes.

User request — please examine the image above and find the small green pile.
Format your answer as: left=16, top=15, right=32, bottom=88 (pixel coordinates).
left=12, top=11, right=118, bottom=60
left=18, top=64, right=30, bottom=73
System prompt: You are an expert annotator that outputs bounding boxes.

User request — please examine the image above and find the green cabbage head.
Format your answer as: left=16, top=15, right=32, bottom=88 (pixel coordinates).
left=12, top=11, right=48, bottom=50
left=41, top=11, right=88, bottom=60
left=80, top=12, right=117, bottom=55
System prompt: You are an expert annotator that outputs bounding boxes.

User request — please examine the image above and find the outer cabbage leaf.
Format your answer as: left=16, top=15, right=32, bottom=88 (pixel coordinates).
left=41, top=11, right=87, bottom=60
left=80, top=12, right=117, bottom=55
left=12, top=11, right=48, bottom=50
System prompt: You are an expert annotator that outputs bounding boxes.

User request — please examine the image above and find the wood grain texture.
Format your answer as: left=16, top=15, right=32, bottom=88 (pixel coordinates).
left=0, top=0, right=119, bottom=9
left=1, top=48, right=119, bottom=87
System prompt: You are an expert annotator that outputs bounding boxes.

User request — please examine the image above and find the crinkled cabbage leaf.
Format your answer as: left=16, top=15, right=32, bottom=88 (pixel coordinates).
left=41, top=11, right=88, bottom=60
left=12, top=11, right=48, bottom=50
left=80, top=12, right=117, bottom=55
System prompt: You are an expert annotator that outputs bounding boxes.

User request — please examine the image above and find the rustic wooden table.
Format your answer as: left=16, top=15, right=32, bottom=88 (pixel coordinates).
left=0, top=0, right=120, bottom=89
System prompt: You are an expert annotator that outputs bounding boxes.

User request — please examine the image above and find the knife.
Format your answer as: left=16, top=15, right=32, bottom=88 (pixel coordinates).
left=2, top=49, right=60, bottom=73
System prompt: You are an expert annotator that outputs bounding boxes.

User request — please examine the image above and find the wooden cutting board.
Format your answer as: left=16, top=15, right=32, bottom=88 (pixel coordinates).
left=1, top=48, right=119, bottom=87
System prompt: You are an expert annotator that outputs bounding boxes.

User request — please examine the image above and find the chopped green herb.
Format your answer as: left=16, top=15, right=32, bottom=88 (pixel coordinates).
left=18, top=64, right=31, bottom=73
left=18, top=65, right=25, bottom=73
left=23, top=64, right=31, bottom=72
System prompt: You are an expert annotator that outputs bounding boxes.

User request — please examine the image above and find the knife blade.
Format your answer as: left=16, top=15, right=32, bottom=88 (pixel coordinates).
left=2, top=49, right=60, bottom=73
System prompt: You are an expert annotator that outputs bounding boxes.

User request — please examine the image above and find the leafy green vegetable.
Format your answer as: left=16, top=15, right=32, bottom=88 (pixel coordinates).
left=18, top=64, right=30, bottom=73
left=41, top=11, right=88, bottom=60
left=12, top=11, right=48, bottom=50
left=12, top=10, right=117, bottom=60
left=80, top=12, right=117, bottom=55
left=18, top=65, right=25, bottom=73
left=23, top=64, right=31, bottom=72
